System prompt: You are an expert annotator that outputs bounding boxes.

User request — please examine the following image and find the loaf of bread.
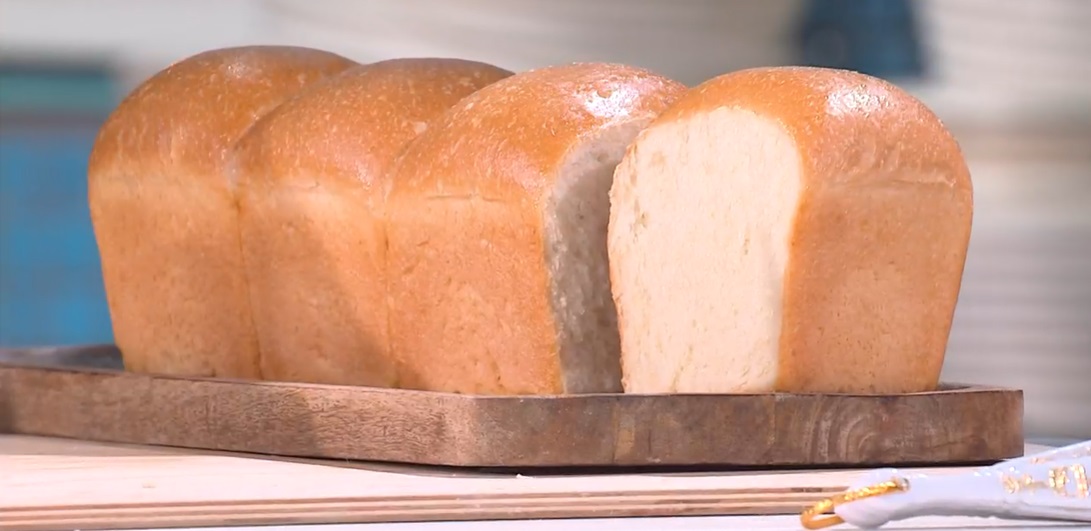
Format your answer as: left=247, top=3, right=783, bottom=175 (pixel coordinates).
left=93, top=46, right=973, bottom=398
left=233, top=58, right=512, bottom=386
left=385, top=63, right=686, bottom=395
left=88, top=46, right=357, bottom=378
left=609, top=67, right=973, bottom=394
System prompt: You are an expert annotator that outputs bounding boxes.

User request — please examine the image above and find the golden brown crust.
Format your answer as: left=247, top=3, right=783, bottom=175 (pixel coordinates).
left=392, top=62, right=686, bottom=200
left=232, top=58, right=513, bottom=386
left=387, top=63, right=685, bottom=394
left=88, top=46, right=357, bottom=379
left=656, top=66, right=971, bottom=192
left=89, top=46, right=357, bottom=182
left=235, top=58, right=513, bottom=205
left=652, top=66, right=972, bottom=393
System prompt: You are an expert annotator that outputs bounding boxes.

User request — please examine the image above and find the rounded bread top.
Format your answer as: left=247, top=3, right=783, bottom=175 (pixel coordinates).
left=233, top=58, right=514, bottom=198
left=88, top=46, right=357, bottom=182
left=390, top=62, right=687, bottom=200
left=654, top=66, right=971, bottom=193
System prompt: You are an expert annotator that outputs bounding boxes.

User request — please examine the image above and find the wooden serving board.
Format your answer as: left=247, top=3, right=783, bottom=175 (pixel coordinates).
left=0, top=345, right=1024, bottom=468
left=3, top=435, right=1042, bottom=531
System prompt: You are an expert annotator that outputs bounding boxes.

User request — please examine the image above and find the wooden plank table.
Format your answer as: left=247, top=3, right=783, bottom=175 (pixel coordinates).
left=3, top=435, right=1058, bottom=531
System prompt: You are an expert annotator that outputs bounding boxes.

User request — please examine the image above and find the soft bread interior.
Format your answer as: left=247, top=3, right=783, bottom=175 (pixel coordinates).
left=609, top=109, right=802, bottom=393
left=545, top=122, right=648, bottom=393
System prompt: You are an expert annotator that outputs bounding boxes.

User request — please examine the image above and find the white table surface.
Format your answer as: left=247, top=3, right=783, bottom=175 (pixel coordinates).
left=14, top=437, right=1088, bottom=531
left=149, top=516, right=1091, bottom=531
left=147, top=442, right=1088, bottom=531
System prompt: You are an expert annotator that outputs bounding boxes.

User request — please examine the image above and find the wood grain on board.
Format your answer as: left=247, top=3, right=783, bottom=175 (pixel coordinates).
left=0, top=345, right=1025, bottom=468
left=1, top=435, right=1005, bottom=531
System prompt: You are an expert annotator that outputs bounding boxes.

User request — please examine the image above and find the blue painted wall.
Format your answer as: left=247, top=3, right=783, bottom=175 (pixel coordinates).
left=0, top=65, right=117, bottom=346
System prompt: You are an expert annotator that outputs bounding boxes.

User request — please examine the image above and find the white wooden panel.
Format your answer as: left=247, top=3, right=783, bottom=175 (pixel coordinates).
left=942, top=142, right=1091, bottom=439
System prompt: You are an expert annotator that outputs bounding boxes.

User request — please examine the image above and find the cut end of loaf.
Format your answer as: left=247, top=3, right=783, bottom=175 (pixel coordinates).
left=545, top=123, right=652, bottom=394
left=610, top=66, right=973, bottom=395
left=386, top=61, right=684, bottom=395
left=610, top=109, right=802, bottom=394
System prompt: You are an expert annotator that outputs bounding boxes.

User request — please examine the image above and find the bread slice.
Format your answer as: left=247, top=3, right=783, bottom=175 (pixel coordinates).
left=386, top=63, right=686, bottom=395
left=609, top=66, right=973, bottom=395
left=88, top=46, right=356, bottom=378
left=233, top=58, right=512, bottom=386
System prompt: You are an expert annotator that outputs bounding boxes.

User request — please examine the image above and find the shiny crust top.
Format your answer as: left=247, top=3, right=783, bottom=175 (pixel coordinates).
left=233, top=58, right=513, bottom=200
left=390, top=62, right=687, bottom=200
left=88, top=46, right=357, bottom=182
left=652, top=66, right=972, bottom=193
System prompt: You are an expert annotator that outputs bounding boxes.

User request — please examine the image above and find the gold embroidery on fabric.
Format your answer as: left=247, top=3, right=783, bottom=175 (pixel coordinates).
left=1002, top=464, right=1090, bottom=498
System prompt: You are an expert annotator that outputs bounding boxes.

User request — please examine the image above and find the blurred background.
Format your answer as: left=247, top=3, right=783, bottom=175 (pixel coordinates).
left=0, top=0, right=1088, bottom=440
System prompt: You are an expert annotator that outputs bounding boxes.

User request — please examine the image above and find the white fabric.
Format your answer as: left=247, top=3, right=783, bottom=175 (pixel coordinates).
left=836, top=442, right=1091, bottom=529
